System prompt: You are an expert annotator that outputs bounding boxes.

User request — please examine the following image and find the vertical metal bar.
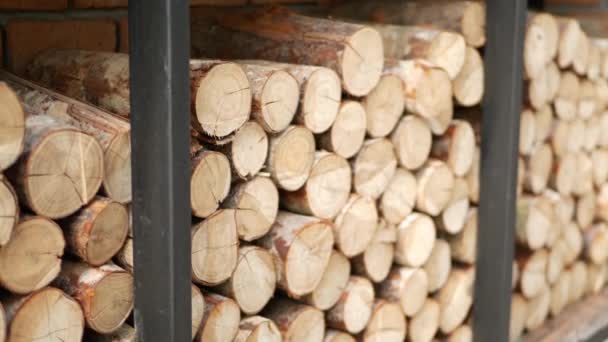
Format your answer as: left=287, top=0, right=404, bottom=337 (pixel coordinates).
left=128, top=1, right=191, bottom=341
left=474, top=0, right=527, bottom=341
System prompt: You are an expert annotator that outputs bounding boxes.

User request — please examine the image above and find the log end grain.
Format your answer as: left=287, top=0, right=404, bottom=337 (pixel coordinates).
left=362, top=300, right=407, bottom=342
left=326, top=276, right=375, bottom=334
left=191, top=285, right=205, bottom=339
left=363, top=74, right=404, bottom=138
left=461, top=1, right=486, bottom=48
left=380, top=168, right=417, bottom=225
left=396, top=213, right=436, bottom=268
left=438, top=268, right=475, bottom=334
left=325, top=330, right=355, bottom=342
left=87, top=270, right=134, bottom=333
left=353, top=138, right=397, bottom=199
left=231, top=121, right=269, bottom=180
left=524, top=21, right=549, bottom=81
left=341, top=27, right=384, bottom=97
left=228, top=176, right=278, bottom=241
left=453, top=46, right=484, bottom=107
left=191, top=150, right=231, bottom=218
left=0, top=178, right=18, bottom=246
left=268, top=125, right=315, bottom=191
left=424, top=239, right=451, bottom=293
left=428, top=31, right=466, bottom=80
left=334, top=194, right=378, bottom=258
left=318, top=100, right=366, bottom=159
left=81, top=199, right=129, bottom=266
left=307, top=250, right=350, bottom=311
left=379, top=267, right=429, bottom=317
left=510, top=293, right=528, bottom=342
left=0, top=82, right=25, bottom=171
left=300, top=68, right=341, bottom=134
left=103, top=131, right=131, bottom=204
left=391, top=115, right=432, bottom=171
left=258, top=70, right=300, bottom=133
left=235, top=316, right=281, bottom=342
left=416, top=160, right=455, bottom=216
left=199, top=293, right=241, bottom=342
left=409, top=298, right=439, bottom=342
left=558, top=19, right=580, bottom=69
left=525, top=287, right=550, bottom=330
left=264, top=300, right=325, bottom=342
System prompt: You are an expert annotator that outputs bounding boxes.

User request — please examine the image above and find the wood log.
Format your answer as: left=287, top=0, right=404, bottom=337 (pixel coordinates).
left=544, top=189, right=575, bottom=227
left=546, top=62, right=561, bottom=103
left=190, top=150, right=232, bottom=218
left=380, top=168, right=417, bottom=225
left=191, top=7, right=384, bottom=97
left=448, top=208, right=477, bottom=264
left=524, top=13, right=558, bottom=80
left=510, top=293, right=528, bottom=342
left=588, top=43, right=602, bottom=80
left=583, top=223, right=608, bottom=265
left=436, top=178, right=469, bottom=234
left=554, top=71, right=579, bottom=121
left=527, top=65, right=550, bottom=110
left=568, top=119, right=586, bottom=155
left=518, top=157, right=526, bottom=197
left=424, top=239, right=451, bottom=293
left=573, top=29, right=590, bottom=76
left=333, top=194, right=378, bottom=258
left=191, top=285, right=205, bottom=340
left=579, top=79, right=597, bottom=119
left=267, top=125, right=316, bottom=191
left=586, top=263, right=607, bottom=295
left=391, top=115, right=432, bottom=171
left=557, top=222, right=583, bottom=266
left=395, top=212, right=436, bottom=267
left=557, top=18, right=581, bottom=69
left=281, top=151, right=351, bottom=219
left=0, top=82, right=25, bottom=172
left=214, top=246, right=276, bottom=315
left=518, top=248, right=549, bottom=299
left=317, top=100, right=366, bottom=159
left=61, top=196, right=129, bottom=266
left=446, top=324, right=472, bottom=342
left=8, top=115, right=104, bottom=219
left=438, top=267, right=475, bottom=334
left=597, top=183, right=608, bottom=222
left=584, top=116, right=601, bottom=152
left=1, top=72, right=132, bottom=204
left=223, top=176, right=278, bottom=241
left=431, top=120, right=475, bottom=177
left=53, top=262, right=133, bottom=334
left=453, top=46, right=484, bottom=107
left=513, top=261, right=520, bottom=290
left=384, top=59, right=453, bottom=126
left=361, top=299, right=407, bottom=342
left=416, top=160, right=455, bottom=216
left=519, top=109, right=537, bottom=156
left=465, top=147, right=479, bottom=204
left=114, top=237, right=133, bottom=273
left=0, top=176, right=18, bottom=246
left=304, top=250, right=350, bottom=310
left=0, top=216, right=64, bottom=294
left=524, top=143, right=553, bottom=194
left=85, top=324, right=136, bottom=342
left=577, top=191, right=596, bottom=229
left=234, top=316, right=281, bottom=342
left=550, top=269, right=570, bottom=317
left=378, top=267, right=428, bottom=317
left=352, top=220, right=396, bottom=283
left=191, top=209, right=239, bottom=286
left=258, top=211, right=334, bottom=297
left=198, top=292, right=241, bottom=342
left=595, top=79, right=608, bottom=113
left=353, top=138, right=397, bottom=199
left=363, top=74, right=405, bottom=138
left=569, top=261, right=588, bottom=303
left=326, top=276, right=375, bottom=334
left=550, top=152, right=577, bottom=196
left=602, top=48, right=608, bottom=80
left=262, top=299, right=325, bottom=342
left=3, top=287, right=84, bottom=342
left=408, top=298, right=440, bottom=342
left=324, top=330, right=355, bottom=342
left=525, top=287, right=550, bottom=331
left=547, top=244, right=564, bottom=286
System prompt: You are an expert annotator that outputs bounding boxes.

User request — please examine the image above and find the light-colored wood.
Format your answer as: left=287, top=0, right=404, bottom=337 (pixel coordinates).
left=558, top=222, right=584, bottom=266
left=573, top=28, right=590, bottom=76
left=577, top=191, right=596, bottom=229
left=438, top=267, right=475, bottom=334
left=597, top=183, right=608, bottom=222
left=114, top=237, right=133, bottom=273
left=592, top=149, right=608, bottom=188
left=0, top=177, right=18, bottom=246
left=85, top=324, right=136, bottom=342
left=516, top=195, right=553, bottom=250
left=3, top=287, right=84, bottom=342
left=550, top=269, right=571, bottom=317
left=557, top=18, right=581, bottom=69
left=199, top=292, right=241, bottom=342
left=333, top=194, right=377, bottom=258
left=0, top=216, right=64, bottom=294
left=380, top=168, right=417, bottom=225
left=326, top=276, right=375, bottom=334
left=353, top=138, right=397, bottom=199
left=408, top=298, right=440, bottom=342
left=579, top=79, right=597, bottom=119
left=424, top=239, right=451, bottom=293
left=0, top=82, right=25, bottom=172
left=190, top=150, right=232, bottom=218
left=465, top=147, right=479, bottom=204
left=391, top=115, right=432, bottom=171
left=518, top=248, right=549, bottom=299
left=305, top=250, right=351, bottom=310
left=352, top=220, right=395, bottom=283
left=569, top=261, right=588, bottom=303
left=416, top=160, right=455, bottom=216
left=554, top=71, right=580, bottom=121
left=191, top=209, right=239, bottom=286
left=53, top=262, right=133, bottom=333
left=262, top=299, right=325, bottom=342
left=234, top=316, right=281, bottom=342
left=586, top=263, right=607, bottom=295
left=363, top=74, right=405, bottom=138
left=519, top=109, right=537, bottom=156
left=436, top=178, right=469, bottom=234
left=453, top=46, right=484, bottom=107
left=514, top=261, right=520, bottom=290
left=524, top=13, right=558, bottom=80
left=378, top=267, right=428, bottom=317
left=525, top=286, right=550, bottom=331
left=191, top=285, right=205, bottom=340
left=448, top=208, right=477, bottom=264
left=550, top=152, right=577, bottom=196
left=583, top=223, right=608, bottom=265
left=10, top=115, right=104, bottom=219
left=62, top=196, right=129, bottom=266
left=524, top=143, right=553, bottom=194
left=432, top=120, right=476, bottom=177
left=573, top=152, right=594, bottom=196
left=546, top=62, right=561, bottom=103
left=324, top=330, right=355, bottom=342
left=267, top=125, right=316, bottom=191
left=191, top=7, right=384, bottom=97
left=318, top=100, right=366, bottom=159
left=594, top=79, right=608, bottom=113
left=281, top=151, right=351, bottom=219
left=214, top=246, right=276, bottom=315
left=547, top=243, right=564, bottom=286
left=588, top=43, right=602, bottom=80
left=527, top=65, right=550, bottom=110
left=395, top=212, right=436, bottom=267
left=510, top=293, right=528, bottom=342
left=223, top=176, right=278, bottom=241
left=361, top=300, right=407, bottom=342
left=447, top=325, right=472, bottom=342
left=258, top=212, right=334, bottom=297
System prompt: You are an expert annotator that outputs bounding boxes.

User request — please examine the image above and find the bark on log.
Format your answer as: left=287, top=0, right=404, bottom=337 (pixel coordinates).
left=557, top=18, right=581, bottom=69
left=333, top=194, right=378, bottom=258
left=510, top=293, right=528, bottom=342
left=523, top=143, right=553, bottom=194
left=353, top=138, right=397, bottom=199
left=352, top=220, right=396, bottom=283
left=3, top=287, right=84, bottom=342
left=191, top=7, right=384, bottom=97
left=424, top=239, right=451, bottom=293
left=380, top=168, right=417, bottom=225
left=257, top=211, right=334, bottom=297
left=516, top=195, right=553, bottom=250
left=1, top=72, right=132, bottom=203
left=363, top=74, right=405, bottom=138
left=214, top=245, right=276, bottom=315
left=8, top=115, right=104, bottom=219
left=453, top=46, right=484, bottom=107
left=190, top=150, right=232, bottom=218
left=583, top=223, right=608, bottom=265
left=436, top=177, right=469, bottom=234
left=267, top=125, right=316, bottom=191
left=262, top=299, right=325, bottom=342
left=416, top=160, right=455, bottom=216
left=554, top=71, right=579, bottom=121
left=525, top=287, right=550, bottom=331
left=198, top=292, right=241, bottom=342
left=437, top=267, right=475, bottom=334
left=326, top=276, right=375, bottom=334
left=304, top=250, right=350, bottom=310
left=408, top=298, right=440, bottom=342
left=391, top=115, right=432, bottom=171
left=61, top=196, right=129, bottom=266
left=53, top=262, right=133, bottom=334
left=0, top=82, right=25, bottom=172
left=0, top=216, right=64, bottom=294
left=395, top=212, right=436, bottom=268
left=378, top=267, right=428, bottom=317
left=234, top=316, right=281, bottom=342
left=191, top=209, right=239, bottom=286
left=430, top=120, right=475, bottom=177
left=517, top=248, right=549, bottom=299
left=361, top=300, right=407, bottom=342
left=317, top=100, right=366, bottom=159
left=0, top=176, right=18, bottom=246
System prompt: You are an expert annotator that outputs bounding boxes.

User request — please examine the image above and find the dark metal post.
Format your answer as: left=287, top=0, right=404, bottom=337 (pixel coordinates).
left=474, top=0, right=527, bottom=341
left=128, top=1, right=191, bottom=341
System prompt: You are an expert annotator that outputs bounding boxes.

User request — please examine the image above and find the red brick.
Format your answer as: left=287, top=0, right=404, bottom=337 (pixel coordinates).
left=119, top=16, right=128, bottom=53
left=6, top=19, right=117, bottom=74
left=72, top=0, right=127, bottom=8
left=0, top=0, right=67, bottom=10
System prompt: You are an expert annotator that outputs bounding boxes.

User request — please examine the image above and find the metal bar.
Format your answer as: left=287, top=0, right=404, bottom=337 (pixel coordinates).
left=128, top=1, right=191, bottom=341
left=473, top=0, right=527, bottom=341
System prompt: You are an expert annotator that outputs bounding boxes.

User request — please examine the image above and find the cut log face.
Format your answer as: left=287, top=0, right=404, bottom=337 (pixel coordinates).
left=447, top=325, right=472, bottom=342
left=234, top=316, right=281, bottom=342
left=550, top=270, right=570, bottom=316
left=584, top=116, right=601, bottom=151
left=268, top=125, right=316, bottom=191
left=281, top=152, right=351, bottom=220
left=103, top=132, right=131, bottom=204
left=554, top=71, right=579, bottom=121
left=573, top=29, right=590, bottom=76
left=324, top=330, right=355, bottom=342
left=519, top=109, right=537, bottom=156
left=352, top=220, right=396, bottom=283
left=408, top=298, right=440, bottom=342
left=559, top=222, right=583, bottom=266
left=333, top=194, right=378, bottom=258
left=533, top=13, right=559, bottom=63
left=391, top=115, right=432, bottom=171
left=437, top=177, right=469, bottom=234
left=395, top=212, right=436, bottom=267
left=573, top=152, right=594, bottom=196
left=362, top=300, right=407, bottom=342
left=424, top=239, right=451, bottom=293
left=215, top=246, right=276, bottom=315
left=223, top=176, right=278, bottom=241
left=586, top=263, right=607, bottom=295
left=305, top=250, right=351, bottom=310
left=588, top=44, right=601, bottom=80
left=85, top=324, right=136, bottom=342
left=326, top=276, right=375, bottom=334
left=438, top=268, right=474, bottom=334
left=557, top=18, right=581, bottom=69
left=0, top=83, right=25, bottom=172
left=510, top=293, right=528, bottom=342
left=53, top=262, right=134, bottom=334
left=380, top=168, right=417, bottom=225
left=583, top=224, right=608, bottom=265
left=578, top=80, right=597, bottom=119
left=318, top=100, right=366, bottom=159
left=4, top=287, right=84, bottom=342
left=453, top=46, right=484, bottom=107
left=191, top=285, right=205, bottom=340
left=114, top=237, right=133, bottom=273
left=546, top=244, right=564, bottom=286
left=0, top=177, right=18, bottom=246
left=466, top=147, right=479, bottom=204
left=516, top=196, right=553, bottom=250
left=596, top=184, right=608, bottom=222
left=199, top=292, right=241, bottom=342
left=518, top=249, right=549, bottom=299
left=528, top=66, right=550, bottom=110
left=431, top=120, right=476, bottom=176
left=353, top=139, right=397, bottom=199
left=524, top=16, right=550, bottom=80
left=595, top=79, right=608, bottom=112
left=577, top=191, right=596, bottom=229
left=63, top=196, right=129, bottom=266
left=551, top=153, right=577, bottom=196
left=227, top=121, right=269, bottom=180
left=13, top=115, right=104, bottom=219
left=378, top=267, right=428, bottom=317
left=569, top=261, right=588, bottom=303
left=0, top=216, right=64, bottom=294
left=546, top=62, right=561, bottom=102
left=191, top=150, right=232, bottom=218
left=525, top=287, right=550, bottom=331
left=416, top=160, right=455, bottom=216
left=191, top=209, right=239, bottom=286
left=524, top=143, right=553, bottom=194
left=591, top=149, right=608, bottom=188
left=258, top=212, right=334, bottom=296
left=263, top=299, right=325, bottom=342
left=363, top=74, right=405, bottom=138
